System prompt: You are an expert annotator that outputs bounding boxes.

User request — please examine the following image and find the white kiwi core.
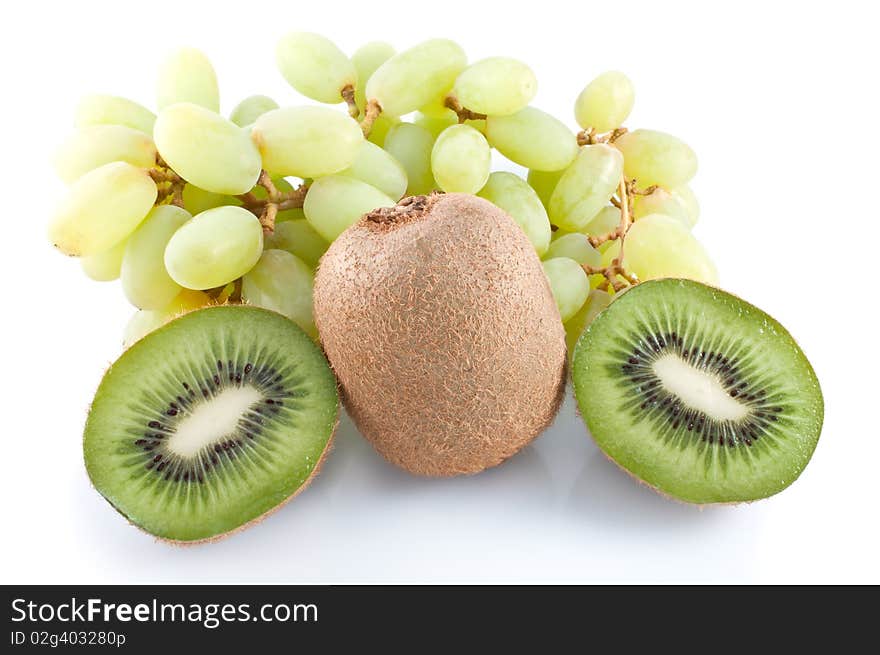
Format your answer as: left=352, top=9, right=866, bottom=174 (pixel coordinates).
left=652, top=354, right=749, bottom=421
left=166, top=386, right=263, bottom=458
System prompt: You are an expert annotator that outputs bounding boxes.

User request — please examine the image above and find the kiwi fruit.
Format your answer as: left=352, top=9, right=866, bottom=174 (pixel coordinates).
left=572, top=278, right=823, bottom=504
left=313, top=193, right=567, bottom=476
left=84, top=305, right=339, bottom=543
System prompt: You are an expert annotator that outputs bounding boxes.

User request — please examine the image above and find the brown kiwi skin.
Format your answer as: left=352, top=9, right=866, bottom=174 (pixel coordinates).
left=313, top=193, right=567, bottom=477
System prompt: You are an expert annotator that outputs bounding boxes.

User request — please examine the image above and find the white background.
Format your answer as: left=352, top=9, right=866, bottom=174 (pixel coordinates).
left=1, top=0, right=877, bottom=583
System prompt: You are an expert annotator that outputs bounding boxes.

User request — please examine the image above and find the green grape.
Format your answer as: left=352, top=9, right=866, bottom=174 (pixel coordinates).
left=242, top=249, right=316, bottom=337
left=544, top=232, right=601, bottom=267
left=549, top=144, right=624, bottom=231
left=80, top=238, right=128, bottom=282
left=154, top=103, right=261, bottom=194
left=603, top=214, right=717, bottom=284
left=264, top=219, right=328, bottom=267
left=276, top=32, right=356, bottom=104
left=466, top=117, right=487, bottom=134
left=121, top=205, right=191, bottom=309
left=588, top=273, right=606, bottom=289
left=229, top=94, right=278, bottom=127
left=599, top=242, right=617, bottom=267
left=672, top=185, right=700, bottom=225
left=580, top=206, right=621, bottom=254
left=615, top=129, right=698, bottom=188
left=251, top=177, right=306, bottom=223
left=48, top=162, right=157, bottom=257
left=75, top=94, right=156, bottom=135
left=352, top=41, right=395, bottom=111
left=383, top=122, right=436, bottom=195
left=574, top=71, right=635, bottom=132
left=546, top=227, right=606, bottom=287
left=274, top=204, right=306, bottom=223
left=486, top=107, right=578, bottom=171
left=632, top=187, right=696, bottom=228
left=164, top=206, right=263, bottom=290
left=431, top=124, right=491, bottom=194
left=542, top=257, right=590, bottom=322
left=418, top=94, right=454, bottom=118
left=366, top=39, right=466, bottom=118
left=251, top=177, right=302, bottom=222
left=583, top=206, right=620, bottom=237
left=477, top=172, right=551, bottom=256
left=528, top=168, right=563, bottom=209
left=303, top=175, right=395, bottom=242
left=564, top=289, right=612, bottom=355
left=452, top=57, right=537, bottom=116
left=250, top=176, right=295, bottom=200
left=181, top=183, right=239, bottom=214
left=366, top=114, right=398, bottom=147
left=252, top=106, right=363, bottom=178
left=123, top=289, right=210, bottom=348
left=54, top=125, right=156, bottom=183
left=339, top=140, right=408, bottom=200
left=156, top=47, right=219, bottom=111
left=414, top=110, right=457, bottom=138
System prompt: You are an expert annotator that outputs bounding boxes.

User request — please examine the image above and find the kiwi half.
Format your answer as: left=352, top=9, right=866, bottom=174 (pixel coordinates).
left=572, top=278, right=823, bottom=504
left=84, top=305, right=338, bottom=543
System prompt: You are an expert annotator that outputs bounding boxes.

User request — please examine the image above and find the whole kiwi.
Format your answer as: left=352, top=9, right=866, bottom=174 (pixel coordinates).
left=314, top=193, right=567, bottom=476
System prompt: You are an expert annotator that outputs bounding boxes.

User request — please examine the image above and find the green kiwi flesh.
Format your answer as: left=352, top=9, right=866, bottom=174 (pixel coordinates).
left=572, top=278, right=823, bottom=504
left=84, top=305, right=339, bottom=543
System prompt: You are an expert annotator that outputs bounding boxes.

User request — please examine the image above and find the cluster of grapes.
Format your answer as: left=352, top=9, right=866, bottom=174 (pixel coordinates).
left=49, top=34, right=715, bottom=348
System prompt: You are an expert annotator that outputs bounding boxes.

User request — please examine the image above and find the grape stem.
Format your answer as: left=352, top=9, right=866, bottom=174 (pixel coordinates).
left=206, top=279, right=243, bottom=303
left=147, top=168, right=177, bottom=184
left=631, top=184, right=658, bottom=196
left=360, top=99, right=382, bottom=137
left=230, top=278, right=243, bottom=303
left=582, top=177, right=639, bottom=292
left=149, top=159, right=185, bottom=208
left=444, top=96, right=487, bottom=123
left=574, top=118, right=659, bottom=292
left=577, top=126, right=628, bottom=147
left=607, top=181, right=656, bottom=210
left=257, top=170, right=282, bottom=202
left=341, top=84, right=359, bottom=119
left=261, top=203, right=279, bottom=233
left=237, top=170, right=309, bottom=234
left=238, top=190, right=260, bottom=206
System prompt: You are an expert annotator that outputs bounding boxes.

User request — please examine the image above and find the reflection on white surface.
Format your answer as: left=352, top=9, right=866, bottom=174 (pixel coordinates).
left=68, top=394, right=769, bottom=583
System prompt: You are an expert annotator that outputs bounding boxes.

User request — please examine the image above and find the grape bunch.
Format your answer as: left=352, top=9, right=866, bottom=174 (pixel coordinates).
left=49, top=34, right=715, bottom=348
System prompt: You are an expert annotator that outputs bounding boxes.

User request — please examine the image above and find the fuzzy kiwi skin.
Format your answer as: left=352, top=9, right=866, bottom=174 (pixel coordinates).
left=314, top=193, right=567, bottom=477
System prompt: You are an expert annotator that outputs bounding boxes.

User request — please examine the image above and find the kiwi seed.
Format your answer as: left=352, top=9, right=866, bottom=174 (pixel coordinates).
left=572, top=278, right=823, bottom=504
left=84, top=305, right=339, bottom=543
